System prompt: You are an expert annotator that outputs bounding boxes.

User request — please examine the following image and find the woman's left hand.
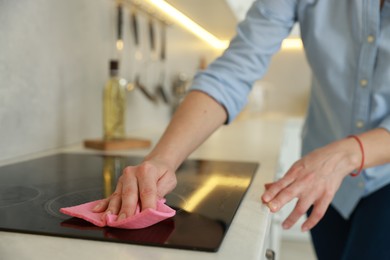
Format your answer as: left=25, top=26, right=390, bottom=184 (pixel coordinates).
left=261, top=138, right=361, bottom=231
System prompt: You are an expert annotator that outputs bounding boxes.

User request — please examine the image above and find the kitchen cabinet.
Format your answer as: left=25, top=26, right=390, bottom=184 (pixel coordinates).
left=166, top=0, right=238, bottom=41
left=269, top=118, right=311, bottom=259
left=275, top=118, right=310, bottom=241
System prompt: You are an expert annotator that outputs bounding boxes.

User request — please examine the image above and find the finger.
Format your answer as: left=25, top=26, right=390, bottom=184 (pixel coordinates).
left=264, top=182, right=273, bottom=190
left=92, top=198, right=109, bottom=213
left=117, top=172, right=139, bottom=220
left=137, top=163, right=158, bottom=211
left=105, top=181, right=123, bottom=216
left=301, top=192, right=332, bottom=231
left=282, top=198, right=312, bottom=230
left=260, top=183, right=274, bottom=203
left=266, top=184, right=300, bottom=212
left=262, top=174, right=296, bottom=203
left=267, top=166, right=316, bottom=212
left=267, top=171, right=306, bottom=212
left=262, top=163, right=306, bottom=204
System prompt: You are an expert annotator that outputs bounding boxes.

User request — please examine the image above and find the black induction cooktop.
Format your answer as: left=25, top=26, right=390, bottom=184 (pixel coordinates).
left=0, top=153, right=258, bottom=252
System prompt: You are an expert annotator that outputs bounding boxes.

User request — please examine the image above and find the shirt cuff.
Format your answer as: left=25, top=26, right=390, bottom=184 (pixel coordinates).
left=190, top=72, right=249, bottom=124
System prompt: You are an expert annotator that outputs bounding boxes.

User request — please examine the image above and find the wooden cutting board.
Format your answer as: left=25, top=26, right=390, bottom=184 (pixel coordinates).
left=84, top=138, right=151, bottom=151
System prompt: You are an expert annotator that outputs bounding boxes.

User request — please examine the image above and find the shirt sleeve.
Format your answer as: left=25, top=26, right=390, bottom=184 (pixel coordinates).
left=379, top=116, right=390, bottom=133
left=190, top=0, right=298, bottom=123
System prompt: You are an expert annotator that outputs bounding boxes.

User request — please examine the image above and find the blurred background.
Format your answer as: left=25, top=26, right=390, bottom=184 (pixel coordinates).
left=0, top=1, right=314, bottom=259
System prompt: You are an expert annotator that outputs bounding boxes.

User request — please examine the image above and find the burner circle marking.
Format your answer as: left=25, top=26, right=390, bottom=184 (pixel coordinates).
left=45, top=188, right=103, bottom=219
left=0, top=185, right=41, bottom=209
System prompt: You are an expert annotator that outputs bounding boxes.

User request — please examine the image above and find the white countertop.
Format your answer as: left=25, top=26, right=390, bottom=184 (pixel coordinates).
left=0, top=117, right=287, bottom=260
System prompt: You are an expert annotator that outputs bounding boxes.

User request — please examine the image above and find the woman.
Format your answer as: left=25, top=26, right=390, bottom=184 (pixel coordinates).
left=94, top=0, right=390, bottom=258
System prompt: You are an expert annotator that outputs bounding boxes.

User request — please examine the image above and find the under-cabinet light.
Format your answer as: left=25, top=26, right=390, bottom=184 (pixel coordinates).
left=142, top=0, right=303, bottom=51
left=145, top=0, right=229, bottom=49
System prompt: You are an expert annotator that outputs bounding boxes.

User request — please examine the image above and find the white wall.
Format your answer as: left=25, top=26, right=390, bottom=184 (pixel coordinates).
left=258, top=48, right=311, bottom=117
left=0, top=0, right=219, bottom=161
left=239, top=46, right=311, bottom=120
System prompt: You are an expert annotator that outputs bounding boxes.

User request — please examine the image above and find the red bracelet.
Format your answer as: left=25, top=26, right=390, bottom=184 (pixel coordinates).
left=348, top=135, right=365, bottom=177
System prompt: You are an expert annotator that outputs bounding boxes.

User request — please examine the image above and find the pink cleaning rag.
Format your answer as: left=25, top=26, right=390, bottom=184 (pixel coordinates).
left=60, top=198, right=176, bottom=229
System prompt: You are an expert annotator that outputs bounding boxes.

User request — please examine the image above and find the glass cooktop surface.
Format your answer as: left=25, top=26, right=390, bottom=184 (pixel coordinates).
left=0, top=153, right=258, bottom=252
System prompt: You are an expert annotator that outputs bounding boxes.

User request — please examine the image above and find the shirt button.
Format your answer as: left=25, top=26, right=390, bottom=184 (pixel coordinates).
left=360, top=79, right=368, bottom=87
left=367, top=35, right=375, bottom=43
left=356, top=120, right=365, bottom=128
left=358, top=182, right=364, bottom=188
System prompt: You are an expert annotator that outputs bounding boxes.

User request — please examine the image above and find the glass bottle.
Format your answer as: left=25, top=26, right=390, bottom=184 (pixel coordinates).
left=103, top=60, right=127, bottom=140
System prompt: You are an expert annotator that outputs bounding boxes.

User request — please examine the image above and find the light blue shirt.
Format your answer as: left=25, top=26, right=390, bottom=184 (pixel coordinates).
left=190, top=0, right=390, bottom=219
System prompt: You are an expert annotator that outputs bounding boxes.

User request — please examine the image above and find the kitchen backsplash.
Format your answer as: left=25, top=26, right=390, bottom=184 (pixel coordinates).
left=0, top=0, right=219, bottom=162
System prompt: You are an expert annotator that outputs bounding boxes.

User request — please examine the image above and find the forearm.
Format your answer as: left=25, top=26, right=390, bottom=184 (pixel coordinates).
left=144, top=90, right=227, bottom=170
left=352, top=128, right=390, bottom=169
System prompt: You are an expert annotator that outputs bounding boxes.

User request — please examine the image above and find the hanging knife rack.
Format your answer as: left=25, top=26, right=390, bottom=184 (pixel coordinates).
left=113, top=0, right=173, bottom=104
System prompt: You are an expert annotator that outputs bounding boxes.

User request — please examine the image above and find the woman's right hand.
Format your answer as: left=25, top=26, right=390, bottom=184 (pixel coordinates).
left=92, top=91, right=228, bottom=220
left=92, top=158, right=177, bottom=221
